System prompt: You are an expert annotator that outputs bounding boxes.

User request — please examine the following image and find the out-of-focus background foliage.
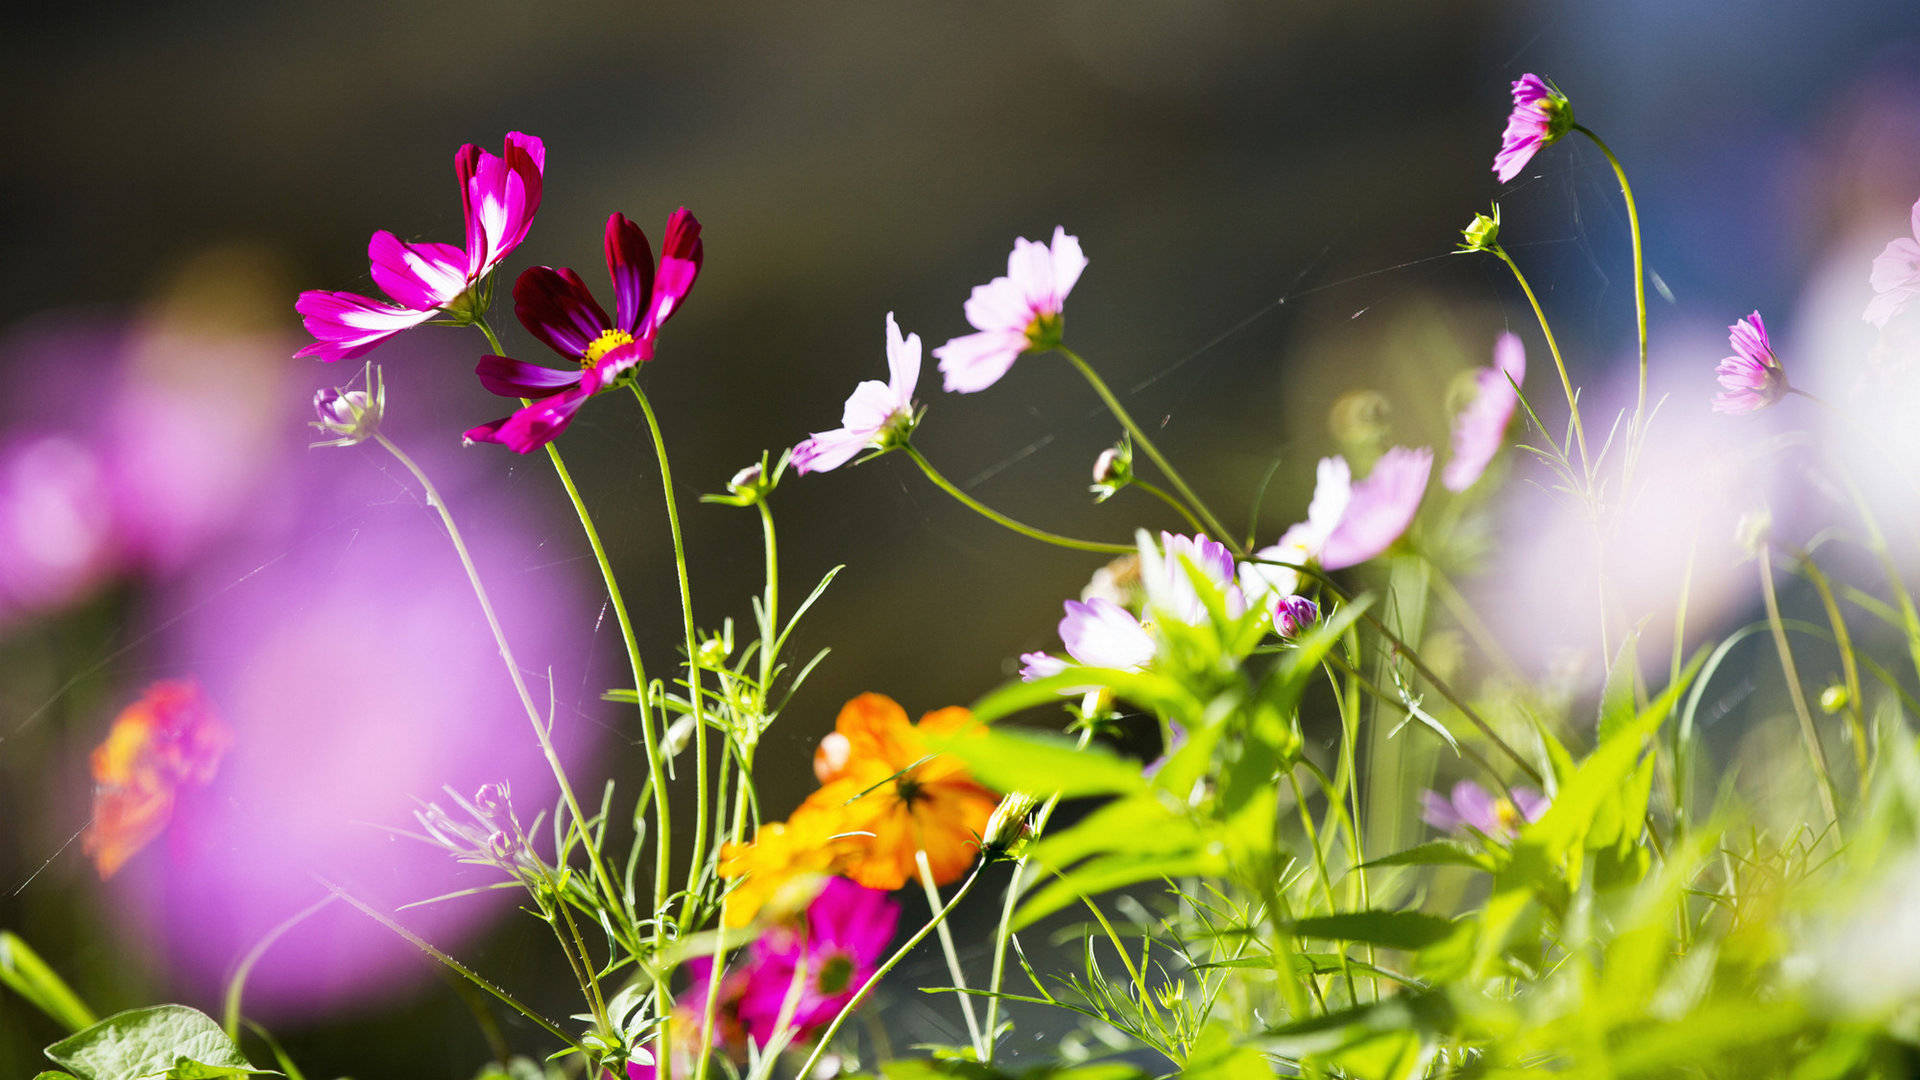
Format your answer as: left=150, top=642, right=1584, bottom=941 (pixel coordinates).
left=3, top=3, right=1918, bottom=1077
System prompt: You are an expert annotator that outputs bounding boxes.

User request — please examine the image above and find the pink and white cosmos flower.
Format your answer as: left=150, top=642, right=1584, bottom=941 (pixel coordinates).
left=1493, top=74, right=1571, bottom=184
left=1443, top=333, right=1526, bottom=492
left=1421, top=780, right=1548, bottom=840
left=793, top=313, right=921, bottom=474
left=934, top=227, right=1086, bottom=393
left=1141, top=531, right=1245, bottom=625
left=1712, top=311, right=1788, bottom=415
left=1020, top=596, right=1156, bottom=681
left=296, top=133, right=546, bottom=361
left=1243, top=448, right=1433, bottom=600
left=465, top=209, right=704, bottom=453
left=1864, top=198, right=1920, bottom=329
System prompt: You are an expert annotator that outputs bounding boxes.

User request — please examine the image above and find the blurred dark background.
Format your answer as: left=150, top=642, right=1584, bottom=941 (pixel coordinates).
left=4, top=2, right=1920, bottom=1077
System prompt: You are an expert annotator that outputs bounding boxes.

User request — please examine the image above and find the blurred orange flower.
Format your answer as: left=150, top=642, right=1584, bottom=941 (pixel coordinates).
left=804, top=693, right=997, bottom=891
left=717, top=800, right=858, bottom=928
left=82, top=680, right=229, bottom=878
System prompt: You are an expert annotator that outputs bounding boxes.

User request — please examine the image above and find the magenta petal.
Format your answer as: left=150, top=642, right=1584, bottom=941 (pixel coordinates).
left=367, top=231, right=469, bottom=312
left=474, top=355, right=584, bottom=398
left=644, top=208, right=704, bottom=335
left=1449, top=780, right=1502, bottom=835
left=604, top=212, right=657, bottom=335
left=294, top=290, right=437, bottom=361
left=514, top=266, right=610, bottom=359
left=1420, top=789, right=1464, bottom=832
left=463, top=385, right=593, bottom=453
left=458, top=133, right=547, bottom=277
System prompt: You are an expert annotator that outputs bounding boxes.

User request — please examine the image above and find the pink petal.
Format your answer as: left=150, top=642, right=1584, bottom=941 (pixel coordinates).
left=792, top=425, right=871, bottom=475
left=604, top=212, right=656, bottom=334
left=474, top=355, right=584, bottom=398
left=933, top=328, right=1026, bottom=394
left=293, top=290, right=437, bottom=361
left=366, top=231, right=469, bottom=312
left=884, top=312, right=921, bottom=403
left=1319, top=446, right=1432, bottom=570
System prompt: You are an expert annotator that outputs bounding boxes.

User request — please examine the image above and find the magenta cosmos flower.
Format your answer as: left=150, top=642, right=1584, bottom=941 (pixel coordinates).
left=1443, top=332, right=1526, bottom=492
left=735, top=877, right=900, bottom=1046
left=1421, top=780, right=1548, bottom=840
left=296, top=133, right=545, bottom=361
left=464, top=209, right=704, bottom=452
left=933, top=227, right=1086, bottom=393
left=1864, top=197, right=1920, bottom=328
left=1493, top=74, right=1572, bottom=184
left=1712, top=311, right=1789, bottom=415
left=1019, top=596, right=1156, bottom=681
left=1244, top=449, right=1433, bottom=601
left=793, top=313, right=921, bottom=474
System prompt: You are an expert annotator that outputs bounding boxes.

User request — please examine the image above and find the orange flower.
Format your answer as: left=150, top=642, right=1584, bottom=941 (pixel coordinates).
left=803, top=693, right=998, bottom=891
left=82, top=680, right=229, bottom=879
left=716, top=800, right=859, bottom=928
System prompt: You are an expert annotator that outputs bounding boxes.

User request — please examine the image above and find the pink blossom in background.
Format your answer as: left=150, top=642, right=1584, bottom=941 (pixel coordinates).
left=1712, top=310, right=1789, bottom=414
left=0, top=434, right=119, bottom=623
left=1443, top=333, right=1526, bottom=492
left=1319, top=447, right=1432, bottom=569
left=736, top=877, right=900, bottom=1045
left=1863, top=197, right=1920, bottom=328
left=120, top=440, right=607, bottom=1018
left=296, top=133, right=546, bottom=361
left=1271, top=594, right=1318, bottom=638
left=1421, top=780, right=1548, bottom=840
left=466, top=208, right=704, bottom=452
left=934, top=227, right=1085, bottom=393
left=793, top=313, right=921, bottom=474
left=1493, top=74, right=1570, bottom=183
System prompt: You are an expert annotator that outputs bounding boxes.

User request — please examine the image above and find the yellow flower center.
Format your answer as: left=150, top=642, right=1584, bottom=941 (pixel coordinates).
left=1494, top=798, right=1523, bottom=834
left=581, top=329, right=635, bottom=367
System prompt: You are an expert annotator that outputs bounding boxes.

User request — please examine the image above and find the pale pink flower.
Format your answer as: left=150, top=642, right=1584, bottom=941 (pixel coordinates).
left=1020, top=596, right=1156, bottom=681
left=1421, top=780, right=1548, bottom=840
left=1712, top=311, right=1789, bottom=415
left=1443, top=333, right=1526, bottom=492
left=1493, top=74, right=1571, bottom=184
left=934, top=227, right=1086, bottom=393
left=793, top=313, right=921, bottom=473
left=1140, top=531, right=1244, bottom=624
left=1250, top=449, right=1432, bottom=583
left=1864, top=198, right=1920, bottom=328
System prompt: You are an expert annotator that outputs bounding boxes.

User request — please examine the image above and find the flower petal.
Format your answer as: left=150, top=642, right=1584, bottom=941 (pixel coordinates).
left=513, top=265, right=610, bottom=359
left=604, top=212, right=657, bottom=335
left=1319, top=446, right=1432, bottom=571
left=474, top=354, right=584, bottom=399
left=294, top=290, right=437, bottom=361
left=933, top=328, right=1026, bottom=394
left=644, top=207, right=703, bottom=336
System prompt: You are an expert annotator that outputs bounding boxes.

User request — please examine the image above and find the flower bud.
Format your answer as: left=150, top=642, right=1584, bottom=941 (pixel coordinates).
left=1089, top=438, right=1134, bottom=503
left=1820, top=684, right=1850, bottom=715
left=1272, top=594, right=1319, bottom=638
left=473, top=781, right=510, bottom=818
left=981, top=791, right=1040, bottom=861
left=1458, top=205, right=1502, bottom=254
left=1735, top=507, right=1773, bottom=557
left=311, top=363, right=385, bottom=447
left=702, top=452, right=784, bottom=508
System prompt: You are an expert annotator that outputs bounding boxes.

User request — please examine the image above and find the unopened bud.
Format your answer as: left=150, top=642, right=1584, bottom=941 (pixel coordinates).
left=1089, top=438, right=1134, bottom=503
left=1820, top=684, right=1850, bottom=714
left=311, top=363, right=385, bottom=447
left=1735, top=507, right=1772, bottom=557
left=982, top=791, right=1040, bottom=860
left=1272, top=594, right=1320, bottom=638
left=1457, top=205, right=1502, bottom=254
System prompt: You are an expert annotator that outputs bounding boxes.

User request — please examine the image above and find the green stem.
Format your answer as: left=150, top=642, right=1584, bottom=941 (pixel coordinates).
left=1756, top=544, right=1841, bottom=834
left=1491, top=248, right=1590, bottom=475
left=1133, top=479, right=1209, bottom=536
left=1792, top=548, right=1869, bottom=794
left=902, top=445, right=1133, bottom=555
left=628, top=384, right=713, bottom=918
left=917, top=851, right=985, bottom=1056
left=756, top=501, right=781, bottom=692
left=1056, top=347, right=1241, bottom=551
left=373, top=433, right=624, bottom=1013
left=1573, top=125, right=1648, bottom=432
left=795, top=864, right=985, bottom=1078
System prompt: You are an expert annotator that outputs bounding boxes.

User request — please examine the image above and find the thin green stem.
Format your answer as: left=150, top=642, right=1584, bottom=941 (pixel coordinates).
left=1756, top=545, right=1841, bottom=833
left=917, top=851, right=985, bottom=1056
left=1056, top=347, right=1241, bottom=551
left=1133, top=479, right=1209, bottom=535
left=628, top=384, right=713, bottom=918
left=756, top=501, right=781, bottom=692
left=1792, top=548, right=1869, bottom=793
left=1573, top=125, right=1647, bottom=431
left=795, top=864, right=985, bottom=1078
left=902, top=445, right=1133, bottom=555
left=373, top=433, right=625, bottom=995
left=1491, top=248, right=1590, bottom=474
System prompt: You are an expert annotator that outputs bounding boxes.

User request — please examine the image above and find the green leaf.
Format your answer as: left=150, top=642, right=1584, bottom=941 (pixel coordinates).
left=1597, top=630, right=1640, bottom=741
left=1358, top=841, right=1491, bottom=871
left=45, top=1005, right=279, bottom=1080
left=1, top=932, right=99, bottom=1033
left=935, top=727, right=1145, bottom=798
left=1014, top=851, right=1227, bottom=929
left=33, top=1073, right=81, bottom=1080
left=1180, top=1024, right=1273, bottom=1080
left=1291, top=911, right=1456, bottom=952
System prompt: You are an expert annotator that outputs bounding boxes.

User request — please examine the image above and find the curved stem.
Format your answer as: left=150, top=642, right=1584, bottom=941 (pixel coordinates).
left=1055, top=347, right=1241, bottom=551
left=795, top=864, right=985, bottom=1079
left=629, top=384, right=713, bottom=915
left=1573, top=125, right=1647, bottom=429
left=372, top=434, right=626, bottom=987
left=1491, top=248, right=1590, bottom=475
left=1757, top=544, right=1842, bottom=834
left=917, top=851, right=984, bottom=1055
left=1133, top=479, right=1209, bottom=536
left=902, top=445, right=1133, bottom=555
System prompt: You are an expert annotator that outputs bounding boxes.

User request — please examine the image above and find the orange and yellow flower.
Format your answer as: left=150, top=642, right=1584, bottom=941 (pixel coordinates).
left=82, top=680, right=229, bottom=878
left=716, top=693, right=1000, bottom=926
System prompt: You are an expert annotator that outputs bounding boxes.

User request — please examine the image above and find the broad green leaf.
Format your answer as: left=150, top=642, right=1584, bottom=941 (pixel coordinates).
left=936, top=728, right=1145, bottom=798
left=1026, top=795, right=1193, bottom=871
left=1014, top=851, right=1227, bottom=929
left=1, top=932, right=98, bottom=1034
left=1358, top=841, right=1491, bottom=871
left=968, top=668, right=1199, bottom=727
left=45, top=1005, right=278, bottom=1080
left=33, top=1073, right=80, bottom=1080
left=1291, top=911, right=1456, bottom=952
left=1180, top=1024, right=1272, bottom=1080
